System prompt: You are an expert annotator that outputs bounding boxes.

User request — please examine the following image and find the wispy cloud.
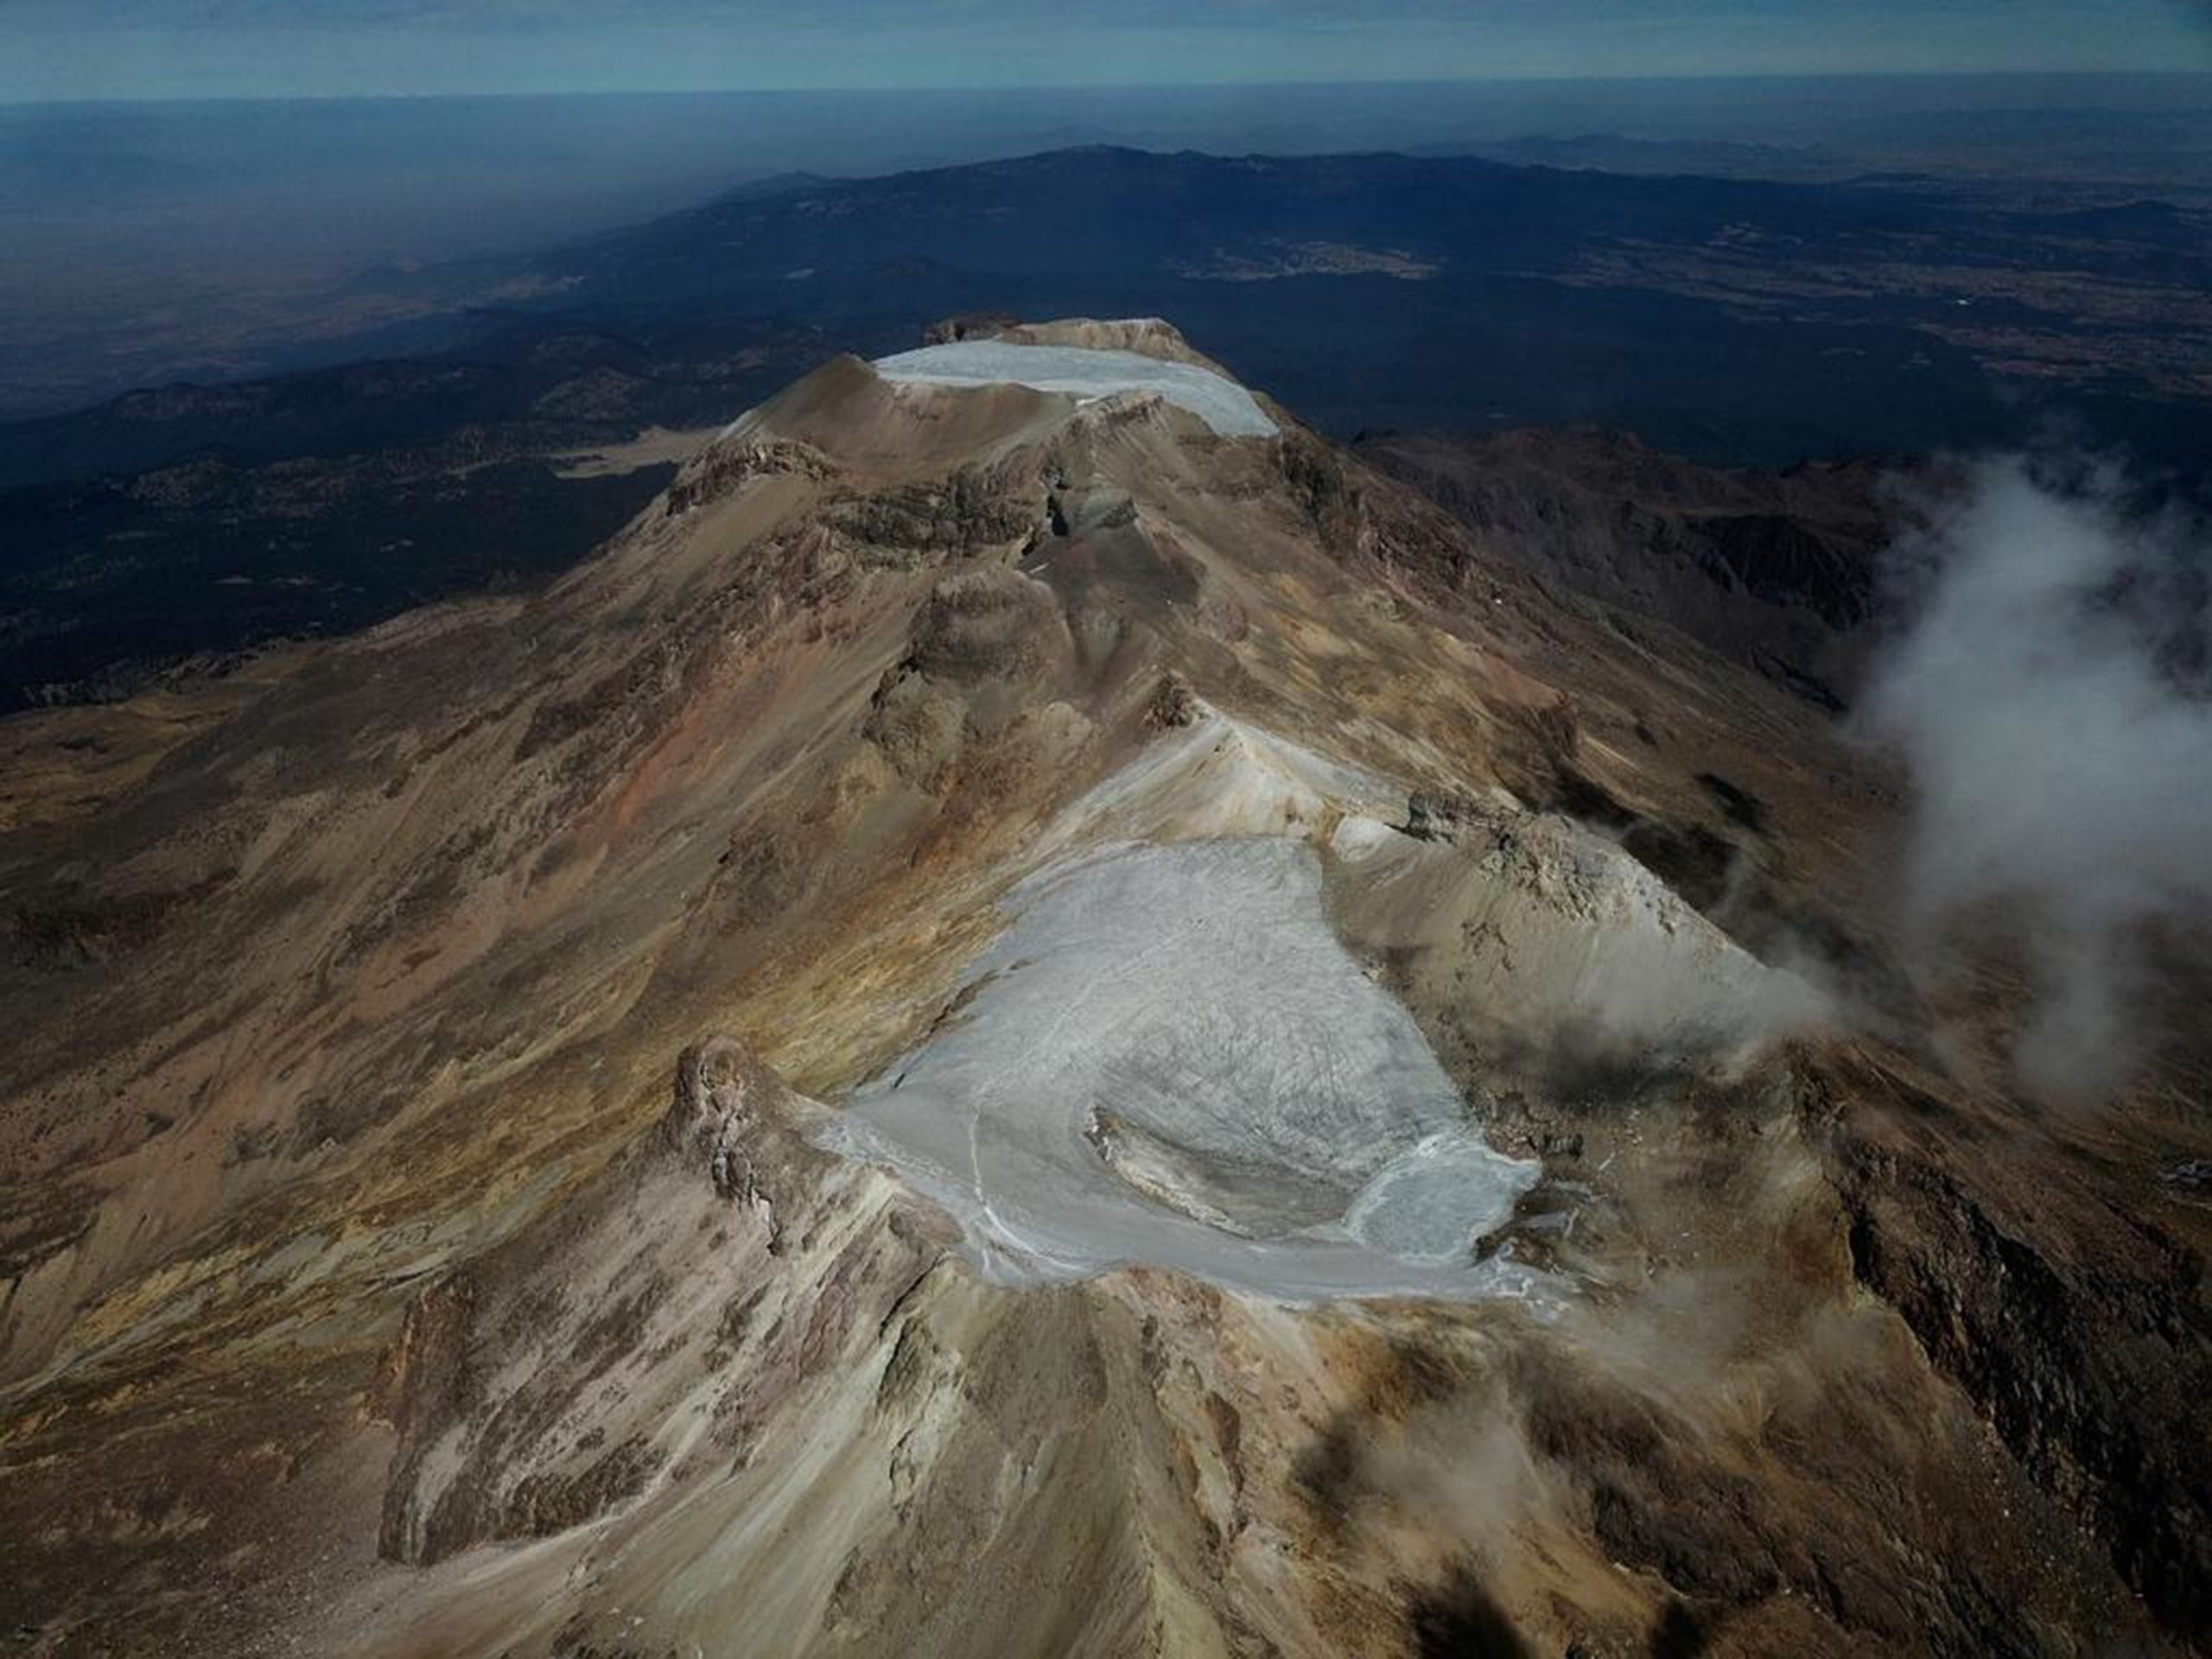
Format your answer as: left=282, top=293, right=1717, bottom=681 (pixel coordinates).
left=1862, top=454, right=2212, bottom=1098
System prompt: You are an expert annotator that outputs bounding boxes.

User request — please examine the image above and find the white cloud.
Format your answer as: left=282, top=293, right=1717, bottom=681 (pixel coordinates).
left=1862, top=455, right=2212, bottom=1097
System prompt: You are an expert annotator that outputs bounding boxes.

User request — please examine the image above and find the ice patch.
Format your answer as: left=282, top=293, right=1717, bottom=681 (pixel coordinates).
left=1329, top=813, right=1402, bottom=860
left=1344, top=1134, right=1533, bottom=1263
left=816, top=839, right=1539, bottom=1304
left=873, top=341, right=1279, bottom=438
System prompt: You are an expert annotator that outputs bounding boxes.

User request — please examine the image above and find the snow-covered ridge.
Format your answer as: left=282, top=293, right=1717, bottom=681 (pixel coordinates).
left=873, top=340, right=1279, bottom=438
left=813, top=709, right=1827, bottom=1306
left=810, top=711, right=1541, bottom=1305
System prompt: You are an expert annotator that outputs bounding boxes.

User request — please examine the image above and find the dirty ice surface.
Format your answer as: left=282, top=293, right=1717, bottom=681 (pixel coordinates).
left=818, top=839, right=1540, bottom=1303
left=873, top=341, right=1279, bottom=438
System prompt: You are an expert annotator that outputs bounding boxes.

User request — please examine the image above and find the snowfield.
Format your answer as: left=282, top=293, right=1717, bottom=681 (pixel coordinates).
left=817, top=839, right=1540, bottom=1303
left=873, top=340, right=1280, bottom=437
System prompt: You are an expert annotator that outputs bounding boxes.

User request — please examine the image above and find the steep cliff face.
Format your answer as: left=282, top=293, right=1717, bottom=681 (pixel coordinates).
left=1810, top=1047, right=2212, bottom=1635
left=1, top=321, right=2204, bottom=1658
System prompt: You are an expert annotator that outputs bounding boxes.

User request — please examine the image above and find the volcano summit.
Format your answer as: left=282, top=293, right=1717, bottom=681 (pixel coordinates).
left=0, top=319, right=2206, bottom=1658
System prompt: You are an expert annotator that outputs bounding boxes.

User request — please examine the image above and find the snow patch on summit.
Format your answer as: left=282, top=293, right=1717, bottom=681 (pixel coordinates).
left=874, top=340, right=1279, bottom=438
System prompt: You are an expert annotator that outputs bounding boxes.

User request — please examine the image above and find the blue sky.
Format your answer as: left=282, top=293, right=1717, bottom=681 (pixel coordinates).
left=7, top=1, right=2211, bottom=101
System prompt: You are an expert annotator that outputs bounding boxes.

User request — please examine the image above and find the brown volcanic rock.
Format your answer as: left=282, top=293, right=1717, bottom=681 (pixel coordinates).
left=372, top=1035, right=913, bottom=1567
left=1811, top=1046, right=2212, bottom=1634
left=0, top=330, right=2203, bottom=1659
left=1355, top=427, right=1905, bottom=709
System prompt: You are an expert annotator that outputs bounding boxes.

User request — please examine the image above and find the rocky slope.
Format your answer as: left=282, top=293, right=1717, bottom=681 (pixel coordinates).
left=0, top=319, right=2205, bottom=1657
left=1353, top=428, right=1903, bottom=709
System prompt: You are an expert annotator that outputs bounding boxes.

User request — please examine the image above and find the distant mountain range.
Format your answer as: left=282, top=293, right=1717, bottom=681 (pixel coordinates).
left=3, top=143, right=2206, bottom=704
left=17, top=144, right=2210, bottom=482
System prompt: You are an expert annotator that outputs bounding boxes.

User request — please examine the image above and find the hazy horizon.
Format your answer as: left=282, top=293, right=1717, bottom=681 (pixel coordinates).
left=7, top=1, right=2209, bottom=103
left=5, top=69, right=2211, bottom=417
left=10, top=66, right=2212, bottom=106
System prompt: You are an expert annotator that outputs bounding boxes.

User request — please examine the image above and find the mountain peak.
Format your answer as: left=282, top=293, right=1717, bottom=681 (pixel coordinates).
left=693, top=318, right=1275, bottom=494
left=3, top=313, right=2201, bottom=1659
